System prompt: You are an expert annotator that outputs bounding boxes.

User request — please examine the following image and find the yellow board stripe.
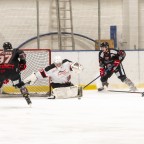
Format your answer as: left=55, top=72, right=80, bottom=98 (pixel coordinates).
left=2, top=83, right=144, bottom=93
left=3, top=86, right=49, bottom=93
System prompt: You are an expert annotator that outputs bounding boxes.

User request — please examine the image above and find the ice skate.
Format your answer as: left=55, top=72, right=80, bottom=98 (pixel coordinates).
left=124, top=78, right=137, bottom=92
left=98, top=81, right=109, bottom=91
left=23, top=94, right=32, bottom=105
left=98, top=87, right=104, bottom=91
left=129, top=86, right=137, bottom=92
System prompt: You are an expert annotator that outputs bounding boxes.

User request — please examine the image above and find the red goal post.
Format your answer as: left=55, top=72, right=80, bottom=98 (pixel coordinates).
left=1, top=49, right=51, bottom=96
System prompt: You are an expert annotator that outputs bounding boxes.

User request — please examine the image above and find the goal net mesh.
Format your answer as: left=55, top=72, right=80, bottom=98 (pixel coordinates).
left=1, top=49, right=51, bottom=97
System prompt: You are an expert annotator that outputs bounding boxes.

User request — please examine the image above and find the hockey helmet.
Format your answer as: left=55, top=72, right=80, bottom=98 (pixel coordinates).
left=100, top=42, right=109, bottom=49
left=54, top=56, right=62, bottom=64
left=54, top=56, right=62, bottom=70
left=3, top=42, right=12, bottom=50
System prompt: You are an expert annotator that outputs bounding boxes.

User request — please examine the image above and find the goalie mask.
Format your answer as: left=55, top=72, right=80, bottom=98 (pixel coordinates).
left=54, top=56, right=62, bottom=70
left=3, top=42, right=13, bottom=51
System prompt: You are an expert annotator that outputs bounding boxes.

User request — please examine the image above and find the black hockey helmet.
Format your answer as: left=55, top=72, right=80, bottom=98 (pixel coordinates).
left=100, top=42, right=109, bottom=49
left=3, top=42, right=12, bottom=50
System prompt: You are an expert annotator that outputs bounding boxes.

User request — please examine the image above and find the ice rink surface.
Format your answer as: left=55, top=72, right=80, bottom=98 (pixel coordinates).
left=1, top=90, right=144, bottom=144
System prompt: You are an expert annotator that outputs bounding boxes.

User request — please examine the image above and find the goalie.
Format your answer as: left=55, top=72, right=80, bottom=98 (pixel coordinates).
left=24, top=56, right=84, bottom=99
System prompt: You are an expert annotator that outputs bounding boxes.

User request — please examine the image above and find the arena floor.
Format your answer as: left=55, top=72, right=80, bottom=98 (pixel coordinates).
left=0, top=90, right=144, bottom=144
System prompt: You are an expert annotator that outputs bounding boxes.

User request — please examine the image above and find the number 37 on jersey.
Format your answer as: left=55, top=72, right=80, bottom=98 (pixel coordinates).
left=0, top=52, right=12, bottom=64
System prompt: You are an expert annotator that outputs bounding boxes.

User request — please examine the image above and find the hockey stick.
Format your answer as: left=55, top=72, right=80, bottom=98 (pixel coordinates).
left=83, top=68, right=112, bottom=89
left=108, top=90, right=144, bottom=97
left=83, top=75, right=100, bottom=89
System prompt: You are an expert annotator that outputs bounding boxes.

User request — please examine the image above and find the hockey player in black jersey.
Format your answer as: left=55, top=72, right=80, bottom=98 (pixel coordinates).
left=98, top=42, right=137, bottom=92
left=0, top=42, right=32, bottom=105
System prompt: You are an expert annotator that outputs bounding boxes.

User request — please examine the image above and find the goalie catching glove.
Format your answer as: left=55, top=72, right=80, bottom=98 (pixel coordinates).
left=71, top=62, right=84, bottom=73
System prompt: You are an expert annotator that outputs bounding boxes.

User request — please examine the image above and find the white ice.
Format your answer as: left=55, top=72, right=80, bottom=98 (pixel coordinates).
left=0, top=90, right=144, bottom=144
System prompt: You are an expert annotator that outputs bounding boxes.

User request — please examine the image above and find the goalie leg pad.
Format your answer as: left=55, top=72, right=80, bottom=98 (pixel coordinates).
left=23, top=72, right=37, bottom=85
left=52, top=85, right=79, bottom=99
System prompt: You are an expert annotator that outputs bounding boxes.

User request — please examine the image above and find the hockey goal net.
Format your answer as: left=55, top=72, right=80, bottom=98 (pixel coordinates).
left=1, top=49, right=51, bottom=97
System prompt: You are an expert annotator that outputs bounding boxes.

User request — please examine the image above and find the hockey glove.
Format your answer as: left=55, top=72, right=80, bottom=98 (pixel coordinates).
left=100, top=68, right=105, bottom=77
left=111, top=60, right=121, bottom=72
left=105, top=61, right=120, bottom=73
left=3, top=79, right=9, bottom=84
left=114, top=60, right=120, bottom=67
left=118, top=50, right=126, bottom=61
left=19, top=64, right=26, bottom=71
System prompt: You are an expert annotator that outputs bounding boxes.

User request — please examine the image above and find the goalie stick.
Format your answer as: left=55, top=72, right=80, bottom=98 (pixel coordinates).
left=108, top=90, right=144, bottom=97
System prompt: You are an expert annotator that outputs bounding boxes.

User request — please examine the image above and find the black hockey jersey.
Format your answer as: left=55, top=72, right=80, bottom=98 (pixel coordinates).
left=99, top=48, right=126, bottom=68
left=0, top=48, right=26, bottom=75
